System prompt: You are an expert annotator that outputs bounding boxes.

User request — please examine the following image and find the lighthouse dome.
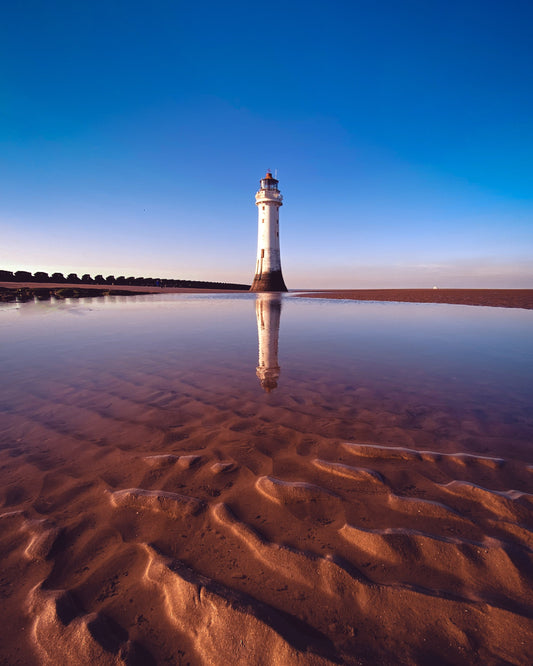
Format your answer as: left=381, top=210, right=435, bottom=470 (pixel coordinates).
left=260, top=171, right=279, bottom=191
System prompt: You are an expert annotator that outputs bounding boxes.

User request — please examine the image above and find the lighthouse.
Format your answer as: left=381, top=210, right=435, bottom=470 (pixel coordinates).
left=255, top=293, right=282, bottom=392
left=250, top=171, right=288, bottom=292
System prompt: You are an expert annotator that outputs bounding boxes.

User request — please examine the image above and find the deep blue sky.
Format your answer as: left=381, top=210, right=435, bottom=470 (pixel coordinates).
left=1, top=0, right=532, bottom=287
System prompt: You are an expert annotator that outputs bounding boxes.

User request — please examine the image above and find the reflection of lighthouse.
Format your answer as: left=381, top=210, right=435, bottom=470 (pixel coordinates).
left=255, top=293, right=282, bottom=392
left=250, top=171, right=288, bottom=292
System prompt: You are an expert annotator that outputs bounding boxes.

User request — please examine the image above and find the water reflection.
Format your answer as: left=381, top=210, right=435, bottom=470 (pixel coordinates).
left=255, top=293, right=282, bottom=392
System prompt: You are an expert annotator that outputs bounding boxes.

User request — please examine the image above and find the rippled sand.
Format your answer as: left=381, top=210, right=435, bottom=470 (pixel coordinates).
left=1, top=351, right=532, bottom=665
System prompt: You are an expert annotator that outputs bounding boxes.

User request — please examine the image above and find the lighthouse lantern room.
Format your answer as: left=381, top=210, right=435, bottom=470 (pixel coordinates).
left=250, top=171, right=288, bottom=292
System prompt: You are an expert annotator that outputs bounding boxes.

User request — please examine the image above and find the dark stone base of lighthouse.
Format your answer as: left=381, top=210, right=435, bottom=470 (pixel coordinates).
left=250, top=270, right=288, bottom=292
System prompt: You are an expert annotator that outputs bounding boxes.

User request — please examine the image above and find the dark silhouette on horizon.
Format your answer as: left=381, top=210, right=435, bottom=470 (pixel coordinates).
left=0, top=269, right=250, bottom=291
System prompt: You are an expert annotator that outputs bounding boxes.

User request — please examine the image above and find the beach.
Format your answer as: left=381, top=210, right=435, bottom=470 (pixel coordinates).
left=295, top=288, right=533, bottom=310
left=0, top=293, right=532, bottom=664
left=3, top=283, right=533, bottom=310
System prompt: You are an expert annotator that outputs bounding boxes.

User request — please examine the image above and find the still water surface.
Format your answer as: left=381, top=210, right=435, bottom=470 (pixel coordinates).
left=1, top=293, right=532, bottom=460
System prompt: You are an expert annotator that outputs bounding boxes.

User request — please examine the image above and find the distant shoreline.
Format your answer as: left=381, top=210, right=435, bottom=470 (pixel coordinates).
left=292, top=288, right=533, bottom=310
left=2, top=283, right=533, bottom=309
left=0, top=281, right=248, bottom=300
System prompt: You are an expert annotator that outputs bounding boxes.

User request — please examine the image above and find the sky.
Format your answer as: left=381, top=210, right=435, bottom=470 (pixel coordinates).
left=1, top=0, right=532, bottom=288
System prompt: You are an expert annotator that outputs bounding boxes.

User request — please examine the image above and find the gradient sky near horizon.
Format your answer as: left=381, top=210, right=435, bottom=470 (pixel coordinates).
left=1, top=0, right=532, bottom=288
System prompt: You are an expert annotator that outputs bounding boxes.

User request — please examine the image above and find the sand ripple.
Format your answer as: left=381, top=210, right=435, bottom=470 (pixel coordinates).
left=312, top=458, right=386, bottom=486
left=28, top=585, right=154, bottom=665
left=110, top=488, right=203, bottom=517
left=342, top=442, right=506, bottom=468
left=143, top=454, right=179, bottom=467
left=255, top=476, right=340, bottom=504
left=1, top=366, right=532, bottom=664
left=440, top=480, right=533, bottom=522
left=143, top=544, right=334, bottom=665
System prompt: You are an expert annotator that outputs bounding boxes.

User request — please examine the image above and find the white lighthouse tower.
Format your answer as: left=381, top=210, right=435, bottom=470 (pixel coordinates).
left=250, top=171, right=288, bottom=292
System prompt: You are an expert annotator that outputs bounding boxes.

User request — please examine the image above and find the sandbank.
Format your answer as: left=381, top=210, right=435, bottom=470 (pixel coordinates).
left=293, top=288, right=533, bottom=309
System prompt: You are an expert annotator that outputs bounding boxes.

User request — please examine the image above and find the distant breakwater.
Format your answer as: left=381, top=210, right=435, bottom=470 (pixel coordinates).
left=0, top=269, right=250, bottom=298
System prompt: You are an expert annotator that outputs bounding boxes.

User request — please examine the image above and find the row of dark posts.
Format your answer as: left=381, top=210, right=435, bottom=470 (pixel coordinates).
left=0, top=270, right=249, bottom=290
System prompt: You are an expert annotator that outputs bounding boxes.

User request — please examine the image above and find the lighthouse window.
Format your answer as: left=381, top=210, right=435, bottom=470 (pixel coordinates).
left=261, top=249, right=265, bottom=258
left=262, top=206, right=265, bottom=210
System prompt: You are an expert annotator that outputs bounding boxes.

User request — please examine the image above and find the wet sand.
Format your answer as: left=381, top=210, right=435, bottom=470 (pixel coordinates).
left=4, top=284, right=533, bottom=309
left=0, top=297, right=532, bottom=664
left=295, top=289, right=533, bottom=309
left=1, top=377, right=532, bottom=663
left=0, top=281, right=247, bottom=295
